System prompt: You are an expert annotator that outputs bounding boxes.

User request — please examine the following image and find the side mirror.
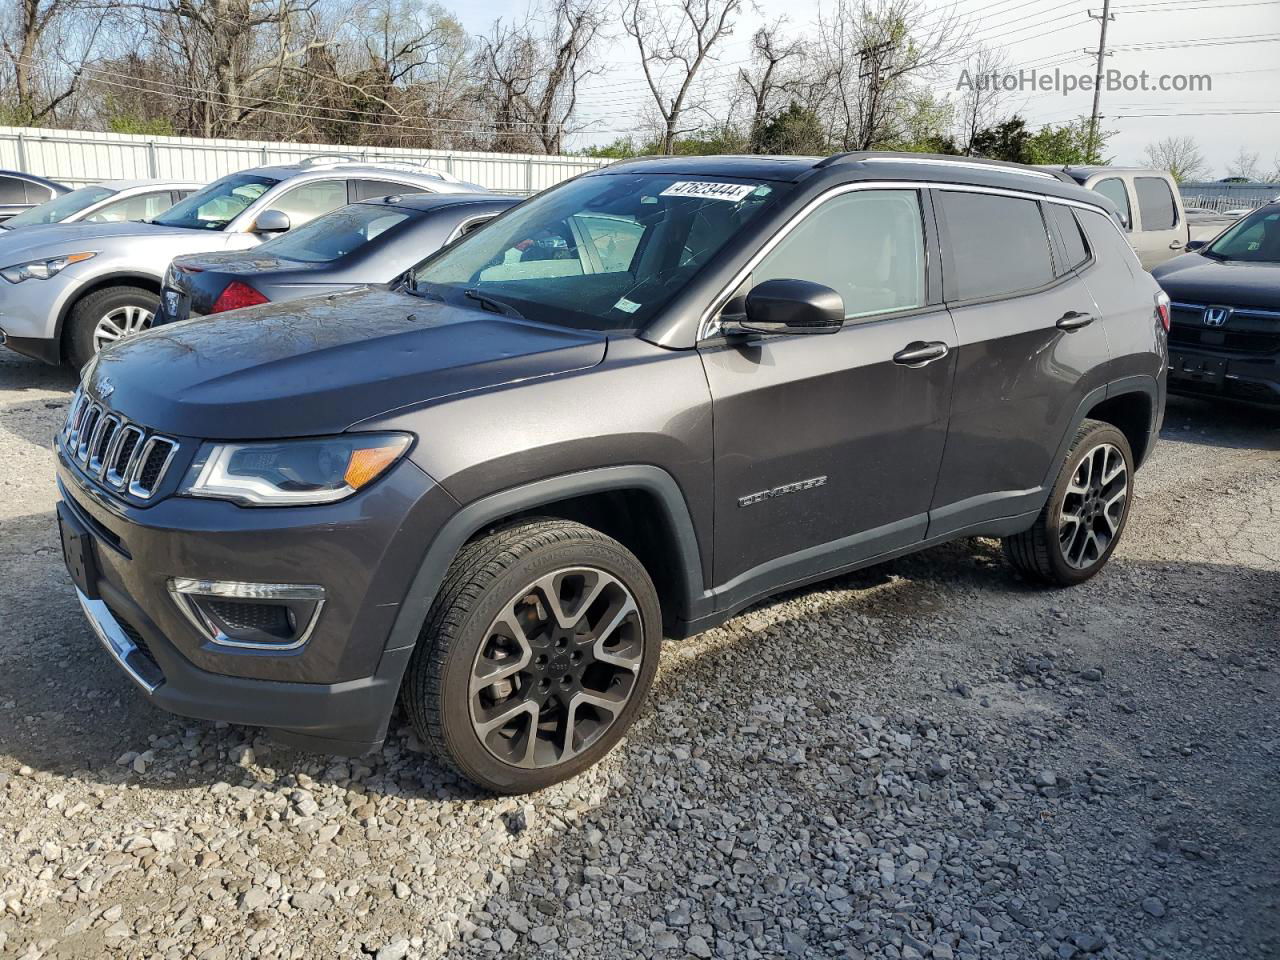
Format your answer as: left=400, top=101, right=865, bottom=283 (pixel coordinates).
left=1185, top=239, right=1206, bottom=252
left=730, top=278, right=845, bottom=336
left=253, top=209, right=291, bottom=233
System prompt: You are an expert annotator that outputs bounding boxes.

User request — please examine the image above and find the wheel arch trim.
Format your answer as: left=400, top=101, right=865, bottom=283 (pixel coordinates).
left=55, top=271, right=164, bottom=343
left=1044, top=374, right=1161, bottom=491
left=382, top=465, right=711, bottom=656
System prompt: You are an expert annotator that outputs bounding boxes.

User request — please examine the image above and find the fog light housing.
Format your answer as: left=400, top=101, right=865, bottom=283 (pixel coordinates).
left=168, top=578, right=325, bottom=651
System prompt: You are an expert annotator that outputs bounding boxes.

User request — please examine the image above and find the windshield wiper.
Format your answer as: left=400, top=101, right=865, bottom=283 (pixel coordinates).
left=464, top=288, right=522, bottom=318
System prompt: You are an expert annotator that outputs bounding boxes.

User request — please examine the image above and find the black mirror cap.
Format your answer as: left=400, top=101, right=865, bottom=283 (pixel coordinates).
left=740, top=278, right=845, bottom=335
left=1186, top=239, right=1207, bottom=252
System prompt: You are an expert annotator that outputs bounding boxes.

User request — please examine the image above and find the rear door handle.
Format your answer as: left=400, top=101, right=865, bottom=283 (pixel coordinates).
left=893, top=341, right=949, bottom=367
left=1056, top=311, right=1096, bottom=332
left=1169, top=239, right=1184, bottom=250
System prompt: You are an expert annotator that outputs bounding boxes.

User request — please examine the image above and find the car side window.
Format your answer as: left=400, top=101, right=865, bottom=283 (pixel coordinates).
left=1047, top=203, right=1090, bottom=274
left=84, top=191, right=174, bottom=223
left=937, top=191, right=1054, bottom=301
left=268, top=179, right=349, bottom=227
left=1093, top=178, right=1132, bottom=230
left=1135, top=176, right=1178, bottom=231
left=0, top=177, right=27, bottom=203
left=752, top=189, right=926, bottom=321
left=353, top=179, right=428, bottom=201
left=24, top=181, right=53, bottom=203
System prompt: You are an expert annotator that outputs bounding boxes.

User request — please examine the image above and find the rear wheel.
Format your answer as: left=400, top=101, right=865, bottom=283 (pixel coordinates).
left=65, top=285, right=157, bottom=370
left=402, top=519, right=661, bottom=794
left=1003, top=419, right=1134, bottom=586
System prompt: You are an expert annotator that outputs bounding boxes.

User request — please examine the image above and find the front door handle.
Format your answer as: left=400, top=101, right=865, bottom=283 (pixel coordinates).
left=1056, top=311, right=1096, bottom=332
left=1169, top=239, right=1184, bottom=250
left=893, top=341, right=949, bottom=367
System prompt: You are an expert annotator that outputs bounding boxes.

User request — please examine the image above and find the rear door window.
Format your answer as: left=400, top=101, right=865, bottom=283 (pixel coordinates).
left=84, top=191, right=175, bottom=223
left=937, top=191, right=1054, bottom=301
left=24, top=181, right=53, bottom=203
left=353, top=179, right=428, bottom=201
left=1093, top=178, right=1133, bottom=230
left=1135, top=176, right=1178, bottom=231
left=0, top=177, right=27, bottom=203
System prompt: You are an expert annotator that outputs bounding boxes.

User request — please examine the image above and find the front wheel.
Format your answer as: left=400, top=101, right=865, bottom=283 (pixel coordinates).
left=402, top=519, right=662, bottom=794
left=1004, top=419, right=1134, bottom=586
left=65, top=285, right=158, bottom=370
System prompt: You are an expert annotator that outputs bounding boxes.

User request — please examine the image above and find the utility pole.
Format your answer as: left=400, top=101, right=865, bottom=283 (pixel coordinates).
left=1086, top=0, right=1115, bottom=161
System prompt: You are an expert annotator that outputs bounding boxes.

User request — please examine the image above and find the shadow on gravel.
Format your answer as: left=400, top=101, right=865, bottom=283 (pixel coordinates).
left=0, top=352, right=79, bottom=393
left=1162, top=394, right=1280, bottom=450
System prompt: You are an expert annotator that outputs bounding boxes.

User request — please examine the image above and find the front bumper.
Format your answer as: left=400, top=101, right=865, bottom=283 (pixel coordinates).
left=1167, top=345, right=1280, bottom=405
left=0, top=271, right=76, bottom=363
left=57, top=447, right=458, bottom=754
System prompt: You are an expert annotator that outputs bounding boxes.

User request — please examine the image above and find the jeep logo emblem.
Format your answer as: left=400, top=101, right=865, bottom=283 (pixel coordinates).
left=1203, top=306, right=1232, bottom=327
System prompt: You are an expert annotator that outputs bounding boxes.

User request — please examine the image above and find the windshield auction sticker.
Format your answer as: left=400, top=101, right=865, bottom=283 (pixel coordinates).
left=660, top=181, right=758, bottom=202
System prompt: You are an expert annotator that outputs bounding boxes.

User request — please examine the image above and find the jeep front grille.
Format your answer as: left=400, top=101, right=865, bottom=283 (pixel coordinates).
left=62, top=388, right=180, bottom=500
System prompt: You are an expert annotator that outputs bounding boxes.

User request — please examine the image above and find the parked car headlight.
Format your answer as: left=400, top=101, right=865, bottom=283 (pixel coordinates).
left=180, top=433, right=413, bottom=506
left=0, top=251, right=96, bottom=283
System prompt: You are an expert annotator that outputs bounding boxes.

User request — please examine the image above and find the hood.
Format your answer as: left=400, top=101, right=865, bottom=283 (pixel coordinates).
left=86, top=287, right=607, bottom=439
left=0, top=219, right=215, bottom=258
left=1152, top=253, right=1280, bottom=312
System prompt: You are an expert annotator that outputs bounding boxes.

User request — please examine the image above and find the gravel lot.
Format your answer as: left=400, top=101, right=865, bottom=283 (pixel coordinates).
left=0, top=348, right=1277, bottom=960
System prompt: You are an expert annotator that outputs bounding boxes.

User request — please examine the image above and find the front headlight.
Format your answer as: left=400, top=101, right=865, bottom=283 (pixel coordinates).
left=180, top=433, right=413, bottom=506
left=0, top=251, right=96, bottom=283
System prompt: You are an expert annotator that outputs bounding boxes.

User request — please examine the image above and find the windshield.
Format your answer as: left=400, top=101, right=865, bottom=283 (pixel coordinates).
left=1204, top=205, right=1280, bottom=262
left=4, top=185, right=114, bottom=227
left=411, top=173, right=789, bottom=331
left=256, top=202, right=416, bottom=263
left=153, top=173, right=279, bottom=230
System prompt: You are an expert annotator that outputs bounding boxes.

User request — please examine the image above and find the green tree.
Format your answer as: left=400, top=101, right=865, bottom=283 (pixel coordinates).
left=969, top=116, right=1032, bottom=163
left=1026, top=118, right=1107, bottom=165
left=754, top=102, right=827, bottom=155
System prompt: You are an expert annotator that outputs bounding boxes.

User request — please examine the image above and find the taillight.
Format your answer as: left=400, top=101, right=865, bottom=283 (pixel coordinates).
left=210, top=281, right=269, bottom=314
left=1155, top=291, right=1171, bottom=332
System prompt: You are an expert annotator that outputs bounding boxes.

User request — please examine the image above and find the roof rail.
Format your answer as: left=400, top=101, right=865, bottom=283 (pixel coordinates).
left=295, top=153, right=461, bottom=182
left=817, top=152, right=1075, bottom=184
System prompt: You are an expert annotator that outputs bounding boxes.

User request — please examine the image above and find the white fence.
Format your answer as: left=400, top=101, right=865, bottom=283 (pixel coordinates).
left=0, top=125, right=609, bottom=195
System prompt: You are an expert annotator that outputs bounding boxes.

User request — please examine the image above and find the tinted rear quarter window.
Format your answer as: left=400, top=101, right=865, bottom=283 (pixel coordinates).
left=24, top=181, right=53, bottom=203
left=1047, top=204, right=1090, bottom=274
left=1077, top=209, right=1138, bottom=279
left=1134, top=176, right=1177, bottom=231
left=937, top=191, right=1054, bottom=301
left=1093, top=178, right=1132, bottom=229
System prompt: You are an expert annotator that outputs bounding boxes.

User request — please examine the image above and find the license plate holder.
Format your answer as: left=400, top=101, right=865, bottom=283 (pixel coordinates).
left=57, top=501, right=99, bottom=599
left=1169, top=351, right=1227, bottom=389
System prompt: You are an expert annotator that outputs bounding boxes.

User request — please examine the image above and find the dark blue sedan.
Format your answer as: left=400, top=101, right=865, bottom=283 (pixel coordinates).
left=154, top=193, right=521, bottom=323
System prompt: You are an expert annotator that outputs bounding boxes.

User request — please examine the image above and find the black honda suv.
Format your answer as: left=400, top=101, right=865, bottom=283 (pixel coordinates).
left=55, top=153, right=1168, bottom=793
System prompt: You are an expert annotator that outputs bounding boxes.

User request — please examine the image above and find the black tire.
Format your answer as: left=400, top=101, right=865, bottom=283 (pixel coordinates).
left=65, top=285, right=159, bottom=370
left=1003, top=419, right=1134, bottom=586
left=402, top=518, right=662, bottom=794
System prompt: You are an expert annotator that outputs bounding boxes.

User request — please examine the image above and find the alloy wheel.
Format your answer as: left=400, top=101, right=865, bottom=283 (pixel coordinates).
left=469, top=567, right=644, bottom=769
left=93, top=305, right=153, bottom=352
left=1059, top=442, right=1128, bottom=570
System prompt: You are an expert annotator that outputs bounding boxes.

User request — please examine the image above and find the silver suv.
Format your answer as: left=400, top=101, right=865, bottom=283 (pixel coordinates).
left=0, top=158, right=487, bottom=368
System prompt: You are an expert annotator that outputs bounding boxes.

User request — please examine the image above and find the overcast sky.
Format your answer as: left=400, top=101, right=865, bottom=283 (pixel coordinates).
left=456, top=0, right=1279, bottom=178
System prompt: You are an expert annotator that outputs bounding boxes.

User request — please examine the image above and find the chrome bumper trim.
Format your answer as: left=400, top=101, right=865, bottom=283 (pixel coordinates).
left=76, top=588, right=160, bottom=694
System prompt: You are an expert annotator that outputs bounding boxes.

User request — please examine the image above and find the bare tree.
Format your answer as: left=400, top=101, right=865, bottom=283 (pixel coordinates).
left=481, top=0, right=603, bottom=154
left=737, top=20, right=802, bottom=152
left=0, top=0, right=106, bottom=123
left=1225, top=148, right=1261, bottom=181
left=813, top=0, right=968, bottom=151
left=955, top=45, right=1006, bottom=156
left=1143, top=136, right=1208, bottom=183
left=623, top=0, right=743, bottom=154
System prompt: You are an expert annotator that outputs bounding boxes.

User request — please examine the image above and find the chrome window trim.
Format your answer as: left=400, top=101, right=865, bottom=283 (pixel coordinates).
left=696, top=179, right=1112, bottom=341
left=444, top=213, right=496, bottom=245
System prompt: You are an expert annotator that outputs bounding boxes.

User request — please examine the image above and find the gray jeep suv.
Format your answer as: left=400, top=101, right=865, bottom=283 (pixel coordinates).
left=55, top=153, right=1168, bottom=794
